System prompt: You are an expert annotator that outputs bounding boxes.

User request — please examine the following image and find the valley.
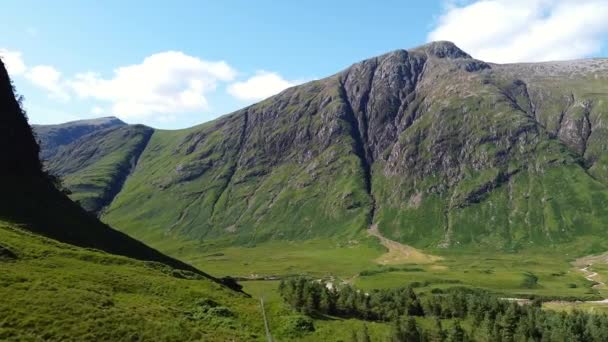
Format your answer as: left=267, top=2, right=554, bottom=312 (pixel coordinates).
left=5, top=39, right=608, bottom=340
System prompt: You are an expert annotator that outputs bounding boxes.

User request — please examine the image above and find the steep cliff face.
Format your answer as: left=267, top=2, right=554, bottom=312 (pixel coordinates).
left=40, top=42, right=608, bottom=250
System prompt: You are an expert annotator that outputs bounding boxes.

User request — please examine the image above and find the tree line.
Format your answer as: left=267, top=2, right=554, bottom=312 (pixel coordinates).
left=278, top=277, right=608, bottom=341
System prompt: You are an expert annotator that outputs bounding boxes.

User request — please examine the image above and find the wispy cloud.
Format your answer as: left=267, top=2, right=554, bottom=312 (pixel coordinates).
left=0, top=49, right=27, bottom=75
left=2, top=48, right=309, bottom=124
left=68, top=51, right=237, bottom=119
left=428, top=0, right=608, bottom=63
left=26, top=65, right=70, bottom=101
left=227, top=71, right=302, bottom=101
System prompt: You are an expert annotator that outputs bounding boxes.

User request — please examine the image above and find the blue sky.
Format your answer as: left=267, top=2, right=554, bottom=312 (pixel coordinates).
left=2, top=0, right=608, bottom=129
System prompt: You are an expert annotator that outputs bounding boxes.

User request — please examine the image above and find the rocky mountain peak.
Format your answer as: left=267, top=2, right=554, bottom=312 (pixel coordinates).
left=413, top=41, right=471, bottom=59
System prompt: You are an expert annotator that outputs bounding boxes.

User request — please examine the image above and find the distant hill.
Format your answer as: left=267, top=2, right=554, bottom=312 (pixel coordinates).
left=33, top=116, right=126, bottom=160
left=39, top=42, right=608, bottom=251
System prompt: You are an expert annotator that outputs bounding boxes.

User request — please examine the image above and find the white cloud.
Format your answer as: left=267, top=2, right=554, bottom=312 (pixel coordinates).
left=25, top=65, right=70, bottom=101
left=0, top=49, right=27, bottom=75
left=68, top=51, right=237, bottom=119
left=227, top=71, right=301, bottom=101
left=0, top=48, right=305, bottom=125
left=428, top=0, right=608, bottom=63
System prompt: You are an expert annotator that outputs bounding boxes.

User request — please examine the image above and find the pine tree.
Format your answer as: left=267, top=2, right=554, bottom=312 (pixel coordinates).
left=319, top=287, right=334, bottom=315
left=391, top=318, right=406, bottom=342
left=500, top=304, right=517, bottom=342
left=404, top=317, right=421, bottom=342
left=428, top=317, right=446, bottom=342
left=391, top=317, right=421, bottom=342
left=446, top=320, right=466, bottom=342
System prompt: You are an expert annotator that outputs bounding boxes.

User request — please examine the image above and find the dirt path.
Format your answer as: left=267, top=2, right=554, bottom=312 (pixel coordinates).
left=580, top=265, right=605, bottom=289
left=368, top=224, right=441, bottom=265
left=498, top=253, right=608, bottom=307
left=573, top=252, right=608, bottom=290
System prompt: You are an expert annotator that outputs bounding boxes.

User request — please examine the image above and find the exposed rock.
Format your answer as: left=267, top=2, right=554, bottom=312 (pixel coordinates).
left=37, top=42, right=608, bottom=250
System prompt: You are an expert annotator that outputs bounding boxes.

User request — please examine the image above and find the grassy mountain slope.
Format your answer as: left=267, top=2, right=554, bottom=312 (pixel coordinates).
left=41, top=42, right=608, bottom=251
left=104, top=93, right=371, bottom=245
left=45, top=125, right=154, bottom=213
left=0, top=53, right=273, bottom=341
left=33, top=116, right=126, bottom=161
left=0, top=221, right=263, bottom=341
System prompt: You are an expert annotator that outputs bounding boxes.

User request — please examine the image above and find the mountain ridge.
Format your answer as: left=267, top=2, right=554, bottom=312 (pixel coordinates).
left=0, top=58, right=218, bottom=277
left=36, top=41, right=608, bottom=252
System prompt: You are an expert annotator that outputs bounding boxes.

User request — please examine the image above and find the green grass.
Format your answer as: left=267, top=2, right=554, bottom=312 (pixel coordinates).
left=186, top=238, right=384, bottom=278
left=141, top=230, right=605, bottom=300
left=47, top=125, right=153, bottom=213
left=0, top=221, right=266, bottom=341
left=544, top=302, right=608, bottom=314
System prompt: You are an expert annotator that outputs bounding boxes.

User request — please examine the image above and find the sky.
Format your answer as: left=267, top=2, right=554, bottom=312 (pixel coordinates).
left=2, top=0, right=608, bottom=129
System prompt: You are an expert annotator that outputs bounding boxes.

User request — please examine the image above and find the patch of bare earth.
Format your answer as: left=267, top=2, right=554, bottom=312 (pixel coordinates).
left=368, top=224, right=442, bottom=265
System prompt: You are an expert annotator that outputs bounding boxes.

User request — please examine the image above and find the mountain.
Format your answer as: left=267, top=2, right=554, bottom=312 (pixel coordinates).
left=33, top=116, right=126, bottom=160
left=38, top=42, right=608, bottom=250
left=0, top=58, right=207, bottom=274
left=0, top=52, right=272, bottom=340
left=39, top=124, right=153, bottom=213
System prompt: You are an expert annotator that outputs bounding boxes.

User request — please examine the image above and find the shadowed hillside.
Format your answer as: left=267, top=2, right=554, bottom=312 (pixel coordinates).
left=0, top=59, right=210, bottom=275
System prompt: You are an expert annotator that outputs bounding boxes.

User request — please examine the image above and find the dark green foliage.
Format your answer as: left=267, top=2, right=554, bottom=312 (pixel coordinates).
left=278, top=315, right=315, bottom=337
left=428, top=318, right=446, bottom=342
left=391, top=317, right=421, bottom=342
left=520, top=272, right=539, bottom=289
left=359, top=266, right=424, bottom=276
left=446, top=320, right=466, bottom=342
left=279, top=278, right=608, bottom=341
left=279, top=277, right=424, bottom=321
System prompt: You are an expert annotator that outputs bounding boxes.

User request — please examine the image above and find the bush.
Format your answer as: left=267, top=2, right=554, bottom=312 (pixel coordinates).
left=279, top=315, right=315, bottom=336
left=520, top=272, right=539, bottom=288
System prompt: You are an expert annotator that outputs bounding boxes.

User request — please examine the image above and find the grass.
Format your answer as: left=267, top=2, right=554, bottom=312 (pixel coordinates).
left=47, top=125, right=153, bottom=213
left=141, top=231, right=604, bottom=300
left=0, top=221, right=266, bottom=341
left=190, top=238, right=384, bottom=278
left=543, top=302, right=608, bottom=314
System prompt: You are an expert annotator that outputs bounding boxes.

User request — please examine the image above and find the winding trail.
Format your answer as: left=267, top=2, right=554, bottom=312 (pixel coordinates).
left=508, top=253, right=608, bottom=306
left=580, top=265, right=605, bottom=289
